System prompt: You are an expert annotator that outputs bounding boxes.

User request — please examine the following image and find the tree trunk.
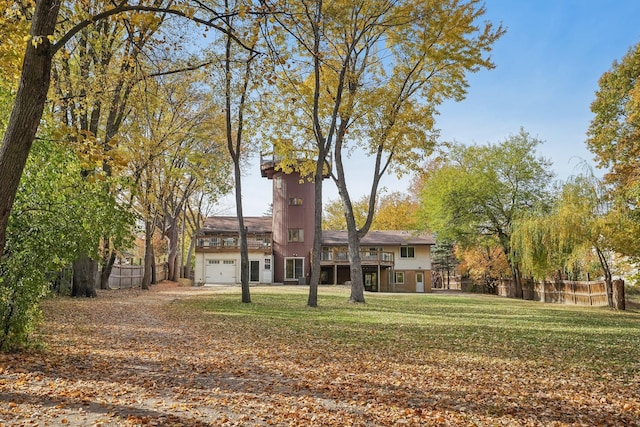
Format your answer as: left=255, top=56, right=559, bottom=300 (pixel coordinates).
left=511, top=264, right=523, bottom=299
left=222, top=17, right=251, bottom=304
left=184, top=194, right=205, bottom=281
left=348, top=236, right=365, bottom=303
left=142, top=218, right=154, bottom=290
left=306, top=0, right=328, bottom=308
left=239, top=225, right=250, bottom=303
left=307, top=157, right=325, bottom=308
left=72, top=254, right=98, bottom=297
left=100, top=242, right=117, bottom=290
left=236, top=166, right=251, bottom=304
left=334, top=153, right=366, bottom=303
left=596, top=247, right=614, bottom=308
left=347, top=228, right=365, bottom=303
left=151, top=257, right=157, bottom=284
left=0, top=0, right=61, bottom=256
left=184, top=237, right=196, bottom=280
left=165, top=220, right=179, bottom=282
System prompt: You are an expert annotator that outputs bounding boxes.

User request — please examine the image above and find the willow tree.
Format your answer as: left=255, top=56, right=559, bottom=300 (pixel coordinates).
left=419, top=131, right=554, bottom=298
left=263, top=0, right=503, bottom=303
left=512, top=173, right=627, bottom=309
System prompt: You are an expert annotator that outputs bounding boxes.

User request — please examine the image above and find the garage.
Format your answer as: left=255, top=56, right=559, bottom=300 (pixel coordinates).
left=204, top=259, right=236, bottom=284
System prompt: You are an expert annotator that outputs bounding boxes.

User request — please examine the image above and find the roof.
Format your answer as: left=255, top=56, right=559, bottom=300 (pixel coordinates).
left=200, top=216, right=435, bottom=245
left=201, top=216, right=272, bottom=234
left=321, top=230, right=435, bottom=246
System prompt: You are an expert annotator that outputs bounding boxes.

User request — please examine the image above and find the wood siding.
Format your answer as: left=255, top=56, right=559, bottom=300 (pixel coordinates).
left=271, top=170, right=315, bottom=283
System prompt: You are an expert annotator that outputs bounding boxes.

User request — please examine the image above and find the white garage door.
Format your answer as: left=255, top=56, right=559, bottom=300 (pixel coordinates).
left=205, top=259, right=236, bottom=284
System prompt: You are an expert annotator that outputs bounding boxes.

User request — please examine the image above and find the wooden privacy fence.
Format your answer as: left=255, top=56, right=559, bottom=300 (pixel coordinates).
left=108, top=263, right=168, bottom=289
left=496, top=279, right=609, bottom=306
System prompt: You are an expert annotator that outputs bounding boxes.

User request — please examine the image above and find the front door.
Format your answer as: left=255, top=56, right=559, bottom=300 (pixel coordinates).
left=416, top=272, right=424, bottom=293
left=250, top=260, right=260, bottom=282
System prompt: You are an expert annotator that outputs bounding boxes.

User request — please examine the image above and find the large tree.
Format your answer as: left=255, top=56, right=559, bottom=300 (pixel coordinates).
left=0, top=0, right=246, bottom=259
left=264, top=0, right=503, bottom=303
left=419, top=130, right=554, bottom=298
left=587, top=42, right=640, bottom=201
left=0, top=0, right=61, bottom=258
left=123, top=68, right=231, bottom=286
left=214, top=0, right=265, bottom=303
left=51, top=0, right=167, bottom=296
left=261, top=0, right=345, bottom=307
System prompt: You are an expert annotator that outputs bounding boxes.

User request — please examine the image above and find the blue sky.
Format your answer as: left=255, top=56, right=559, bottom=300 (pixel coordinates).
left=228, top=1, right=640, bottom=216
left=437, top=0, right=640, bottom=178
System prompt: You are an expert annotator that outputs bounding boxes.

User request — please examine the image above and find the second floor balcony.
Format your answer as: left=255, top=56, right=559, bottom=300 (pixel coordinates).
left=319, top=247, right=394, bottom=266
left=196, top=235, right=272, bottom=252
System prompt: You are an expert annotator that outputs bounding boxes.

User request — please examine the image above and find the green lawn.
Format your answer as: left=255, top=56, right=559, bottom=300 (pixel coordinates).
left=183, top=287, right=640, bottom=379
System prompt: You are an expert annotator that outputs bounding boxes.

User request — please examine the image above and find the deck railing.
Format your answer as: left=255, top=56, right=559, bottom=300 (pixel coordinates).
left=197, top=238, right=271, bottom=251
left=320, top=248, right=394, bottom=264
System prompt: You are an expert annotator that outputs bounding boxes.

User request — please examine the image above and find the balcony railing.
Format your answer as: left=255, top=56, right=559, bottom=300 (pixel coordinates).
left=197, top=238, right=271, bottom=251
left=320, top=248, right=394, bottom=265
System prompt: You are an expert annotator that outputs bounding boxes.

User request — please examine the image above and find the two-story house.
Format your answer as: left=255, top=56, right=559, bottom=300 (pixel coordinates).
left=193, top=153, right=435, bottom=292
left=320, top=230, right=435, bottom=292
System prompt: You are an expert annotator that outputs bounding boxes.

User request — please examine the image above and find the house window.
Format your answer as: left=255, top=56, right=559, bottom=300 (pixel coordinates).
left=198, top=238, right=205, bottom=246
left=288, top=228, right=304, bottom=242
left=400, top=247, right=415, bottom=258
left=208, top=259, right=220, bottom=265
left=288, top=197, right=303, bottom=206
left=264, top=258, right=271, bottom=270
left=395, top=271, right=405, bottom=284
left=285, top=258, right=304, bottom=280
left=223, top=260, right=235, bottom=265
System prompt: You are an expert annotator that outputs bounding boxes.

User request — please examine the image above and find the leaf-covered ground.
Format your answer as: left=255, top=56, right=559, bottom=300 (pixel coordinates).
left=1, top=282, right=639, bottom=426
